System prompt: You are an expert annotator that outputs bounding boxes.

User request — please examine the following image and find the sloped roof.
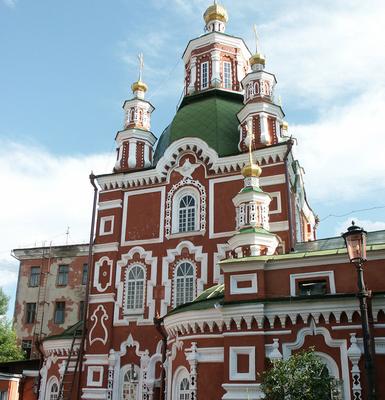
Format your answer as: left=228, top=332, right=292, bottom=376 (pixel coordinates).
left=44, top=321, right=83, bottom=341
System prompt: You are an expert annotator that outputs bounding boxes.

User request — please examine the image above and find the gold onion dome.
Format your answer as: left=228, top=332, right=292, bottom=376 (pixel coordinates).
left=281, top=120, right=289, bottom=130
left=242, top=162, right=262, bottom=178
left=249, top=52, right=266, bottom=66
left=131, top=80, right=148, bottom=93
left=203, top=2, right=228, bottom=24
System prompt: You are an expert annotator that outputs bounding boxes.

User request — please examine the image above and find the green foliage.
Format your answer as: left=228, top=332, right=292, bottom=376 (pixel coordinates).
left=0, top=287, right=25, bottom=362
left=260, top=348, right=333, bottom=400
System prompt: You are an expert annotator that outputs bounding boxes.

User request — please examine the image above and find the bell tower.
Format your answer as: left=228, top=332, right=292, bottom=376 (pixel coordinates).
left=114, top=54, right=156, bottom=172
left=228, top=130, right=280, bottom=258
left=237, top=26, right=289, bottom=151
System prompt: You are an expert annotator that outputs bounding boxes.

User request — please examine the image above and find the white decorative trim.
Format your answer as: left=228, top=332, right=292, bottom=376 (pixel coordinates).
left=230, top=273, right=257, bottom=295
left=98, top=199, right=122, bottom=211
left=89, top=305, right=109, bottom=346
left=89, top=293, right=115, bottom=304
left=165, top=177, right=206, bottom=237
left=282, top=326, right=350, bottom=400
left=87, top=366, right=104, bottom=387
left=171, top=366, right=190, bottom=400
left=121, top=187, right=165, bottom=246
left=93, top=256, right=113, bottom=293
left=289, top=270, right=336, bottom=296
left=93, top=242, right=119, bottom=253
left=268, top=191, right=282, bottom=214
left=99, top=216, right=114, bottom=236
left=84, top=354, right=109, bottom=365
left=213, top=243, right=228, bottom=284
left=81, top=388, right=108, bottom=399
left=114, top=247, right=157, bottom=325
left=269, top=220, right=289, bottom=231
left=229, top=346, right=256, bottom=381
left=185, top=346, right=224, bottom=363
left=222, top=383, right=264, bottom=400
left=161, top=241, right=208, bottom=316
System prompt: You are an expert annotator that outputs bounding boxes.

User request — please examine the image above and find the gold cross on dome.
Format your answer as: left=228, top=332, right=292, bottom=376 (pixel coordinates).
left=138, top=53, right=144, bottom=81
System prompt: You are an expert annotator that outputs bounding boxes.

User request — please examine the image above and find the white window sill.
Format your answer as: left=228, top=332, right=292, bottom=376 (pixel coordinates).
left=166, top=230, right=206, bottom=240
left=123, top=309, right=144, bottom=316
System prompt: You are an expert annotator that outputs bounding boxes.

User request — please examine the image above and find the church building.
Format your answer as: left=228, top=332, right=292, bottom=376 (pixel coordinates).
left=11, top=2, right=385, bottom=400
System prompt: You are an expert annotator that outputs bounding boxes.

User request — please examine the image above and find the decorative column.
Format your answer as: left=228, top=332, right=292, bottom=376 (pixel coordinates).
left=211, top=50, right=221, bottom=88
left=188, top=57, right=197, bottom=94
left=186, top=342, right=198, bottom=400
left=347, top=333, right=362, bottom=400
left=267, top=339, right=282, bottom=362
left=107, top=350, right=116, bottom=400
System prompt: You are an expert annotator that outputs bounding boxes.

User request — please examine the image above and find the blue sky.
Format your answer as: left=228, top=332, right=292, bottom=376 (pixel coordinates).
left=1, top=0, right=385, bottom=318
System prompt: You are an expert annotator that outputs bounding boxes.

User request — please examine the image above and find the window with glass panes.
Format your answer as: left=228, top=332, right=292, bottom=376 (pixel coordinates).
left=126, top=265, right=145, bottom=312
left=175, top=262, right=195, bottom=307
left=179, top=378, right=190, bottom=400
left=0, top=391, right=7, bottom=400
left=179, top=195, right=196, bottom=232
left=57, top=265, right=69, bottom=286
left=54, top=301, right=65, bottom=324
left=82, top=264, right=88, bottom=285
left=201, top=62, right=209, bottom=89
left=29, top=266, right=40, bottom=287
left=223, top=61, right=232, bottom=89
left=25, top=302, right=36, bottom=324
left=21, top=339, right=32, bottom=359
left=49, top=383, right=59, bottom=400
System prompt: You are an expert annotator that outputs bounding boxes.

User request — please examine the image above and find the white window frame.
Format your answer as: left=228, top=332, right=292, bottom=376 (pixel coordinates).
left=87, top=366, right=104, bottom=387
left=174, top=261, right=196, bottom=307
left=120, top=364, right=140, bottom=400
left=290, top=271, right=336, bottom=297
left=201, top=61, right=209, bottom=90
left=172, top=187, right=200, bottom=235
left=229, top=346, right=256, bottom=381
left=124, top=264, right=146, bottom=314
left=172, top=367, right=191, bottom=400
left=47, top=377, right=59, bottom=400
left=223, top=61, right=232, bottom=89
left=100, top=216, right=114, bottom=236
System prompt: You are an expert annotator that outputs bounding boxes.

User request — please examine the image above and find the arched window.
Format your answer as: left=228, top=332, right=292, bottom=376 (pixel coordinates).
left=49, top=381, right=59, bottom=400
left=126, top=265, right=145, bottom=313
left=121, top=364, right=139, bottom=400
left=179, top=195, right=196, bottom=232
left=179, top=378, right=190, bottom=400
left=175, top=261, right=195, bottom=307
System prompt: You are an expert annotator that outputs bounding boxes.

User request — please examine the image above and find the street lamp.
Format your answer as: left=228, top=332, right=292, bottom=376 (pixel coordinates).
left=342, top=221, right=377, bottom=400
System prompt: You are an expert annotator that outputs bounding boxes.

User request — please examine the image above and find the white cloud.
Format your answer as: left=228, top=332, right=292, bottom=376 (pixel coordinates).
left=0, top=259, right=18, bottom=288
left=2, top=0, right=17, bottom=7
left=293, top=87, right=385, bottom=201
left=0, top=140, right=114, bottom=260
left=334, top=217, right=385, bottom=237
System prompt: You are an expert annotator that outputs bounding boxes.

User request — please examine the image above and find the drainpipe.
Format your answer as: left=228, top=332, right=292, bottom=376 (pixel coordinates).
left=284, top=139, right=294, bottom=251
left=154, top=316, right=167, bottom=400
left=76, top=172, right=98, bottom=399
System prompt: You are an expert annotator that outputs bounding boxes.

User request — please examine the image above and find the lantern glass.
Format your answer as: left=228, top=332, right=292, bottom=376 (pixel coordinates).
left=342, top=222, right=367, bottom=263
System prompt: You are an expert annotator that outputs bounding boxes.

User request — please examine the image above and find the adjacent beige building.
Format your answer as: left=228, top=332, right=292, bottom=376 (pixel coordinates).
left=12, top=244, right=89, bottom=359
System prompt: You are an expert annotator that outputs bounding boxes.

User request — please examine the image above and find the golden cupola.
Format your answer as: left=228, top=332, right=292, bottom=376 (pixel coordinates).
left=203, top=1, right=228, bottom=33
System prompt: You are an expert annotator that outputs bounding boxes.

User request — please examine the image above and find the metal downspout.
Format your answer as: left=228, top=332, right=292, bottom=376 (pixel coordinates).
left=76, top=172, right=98, bottom=399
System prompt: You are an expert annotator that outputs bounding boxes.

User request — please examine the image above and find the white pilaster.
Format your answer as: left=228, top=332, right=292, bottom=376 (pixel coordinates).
left=128, top=139, right=137, bottom=169
left=211, top=50, right=221, bottom=87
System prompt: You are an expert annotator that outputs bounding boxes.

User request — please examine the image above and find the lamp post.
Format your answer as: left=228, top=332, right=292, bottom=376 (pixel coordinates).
left=342, top=221, right=377, bottom=400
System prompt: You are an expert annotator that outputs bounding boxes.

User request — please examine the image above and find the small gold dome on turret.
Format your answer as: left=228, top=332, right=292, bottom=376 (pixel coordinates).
left=281, top=120, right=289, bottom=130
left=131, top=80, right=148, bottom=93
left=203, top=2, right=228, bottom=24
left=249, top=53, right=265, bottom=67
left=241, top=162, right=262, bottom=178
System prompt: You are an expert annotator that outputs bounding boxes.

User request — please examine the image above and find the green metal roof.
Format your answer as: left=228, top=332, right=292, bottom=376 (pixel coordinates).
left=154, top=90, right=244, bottom=163
left=44, top=321, right=83, bottom=341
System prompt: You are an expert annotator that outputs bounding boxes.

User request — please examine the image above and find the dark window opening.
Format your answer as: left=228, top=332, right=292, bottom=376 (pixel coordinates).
left=29, top=266, right=40, bottom=287
left=21, top=339, right=32, bottom=359
left=25, top=302, right=36, bottom=324
left=54, top=301, right=65, bottom=324
left=298, top=280, right=327, bottom=296
left=79, top=301, right=85, bottom=320
left=82, top=264, right=88, bottom=285
left=57, top=265, right=69, bottom=286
